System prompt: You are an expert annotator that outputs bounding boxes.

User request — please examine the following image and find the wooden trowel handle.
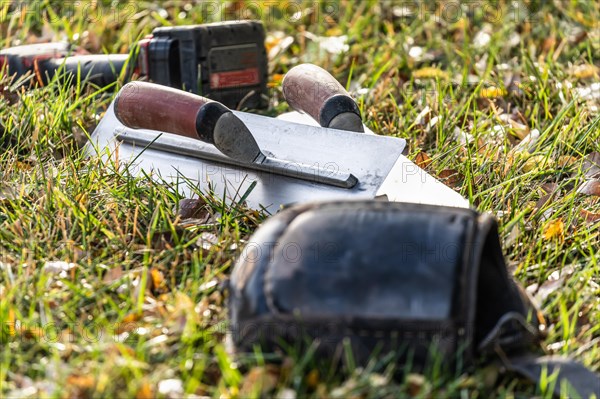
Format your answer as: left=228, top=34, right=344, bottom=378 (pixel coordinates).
left=114, top=82, right=210, bottom=140
left=282, top=64, right=364, bottom=132
left=114, top=82, right=264, bottom=164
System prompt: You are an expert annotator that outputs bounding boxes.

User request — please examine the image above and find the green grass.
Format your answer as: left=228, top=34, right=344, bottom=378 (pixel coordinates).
left=1, top=0, right=599, bottom=397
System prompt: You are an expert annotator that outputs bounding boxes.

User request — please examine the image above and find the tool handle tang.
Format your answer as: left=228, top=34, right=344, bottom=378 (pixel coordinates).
left=282, top=64, right=364, bottom=132
left=114, top=81, right=264, bottom=164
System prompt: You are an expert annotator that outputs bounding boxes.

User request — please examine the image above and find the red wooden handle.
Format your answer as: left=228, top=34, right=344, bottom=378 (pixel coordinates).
left=283, top=64, right=358, bottom=123
left=114, top=82, right=211, bottom=139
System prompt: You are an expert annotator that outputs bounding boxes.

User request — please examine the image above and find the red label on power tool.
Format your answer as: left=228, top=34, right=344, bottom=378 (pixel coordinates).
left=209, top=68, right=259, bottom=89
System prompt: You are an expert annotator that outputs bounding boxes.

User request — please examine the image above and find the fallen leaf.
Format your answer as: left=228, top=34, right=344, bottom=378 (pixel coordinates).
left=505, top=222, right=521, bottom=247
left=542, top=37, right=557, bottom=53
left=412, top=67, right=449, bottom=80
left=480, top=87, right=507, bottom=98
left=582, top=152, right=600, bottom=179
left=534, top=267, right=575, bottom=303
left=577, top=180, right=600, bottom=196
left=570, top=64, right=599, bottom=79
left=136, top=381, right=154, bottom=399
left=150, top=268, right=166, bottom=292
left=415, top=151, right=432, bottom=169
left=240, top=366, right=279, bottom=396
left=541, top=183, right=559, bottom=194
left=543, top=219, right=564, bottom=241
left=102, top=265, right=123, bottom=284
left=122, top=312, right=141, bottom=324
left=269, top=73, right=284, bottom=88
left=438, top=169, right=463, bottom=188
left=580, top=209, right=600, bottom=223
left=499, top=114, right=529, bottom=140
left=454, top=127, right=474, bottom=145
left=534, top=184, right=559, bottom=214
left=556, top=155, right=577, bottom=168
left=177, top=198, right=209, bottom=220
left=66, top=374, right=95, bottom=389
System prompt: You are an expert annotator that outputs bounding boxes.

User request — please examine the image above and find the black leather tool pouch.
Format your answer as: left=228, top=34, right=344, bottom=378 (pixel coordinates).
left=228, top=201, right=598, bottom=397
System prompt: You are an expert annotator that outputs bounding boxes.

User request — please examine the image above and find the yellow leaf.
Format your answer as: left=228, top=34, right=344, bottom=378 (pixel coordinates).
left=570, top=64, right=599, bottom=79
left=7, top=308, right=15, bottom=336
left=268, top=73, right=284, bottom=88
left=412, top=67, right=449, bottom=81
left=67, top=374, right=96, bottom=389
left=556, top=155, right=578, bottom=168
left=480, top=87, right=507, bottom=98
left=136, top=381, right=154, bottom=399
left=150, top=268, right=164, bottom=289
left=543, top=219, right=564, bottom=241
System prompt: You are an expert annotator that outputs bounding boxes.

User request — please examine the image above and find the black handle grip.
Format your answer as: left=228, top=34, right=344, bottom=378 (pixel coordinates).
left=45, top=54, right=130, bottom=86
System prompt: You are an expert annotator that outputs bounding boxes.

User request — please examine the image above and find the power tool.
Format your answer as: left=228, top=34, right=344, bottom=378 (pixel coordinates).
left=0, top=21, right=268, bottom=109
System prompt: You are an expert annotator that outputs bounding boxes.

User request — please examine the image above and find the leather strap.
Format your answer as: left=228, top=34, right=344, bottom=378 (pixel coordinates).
left=505, top=354, right=600, bottom=398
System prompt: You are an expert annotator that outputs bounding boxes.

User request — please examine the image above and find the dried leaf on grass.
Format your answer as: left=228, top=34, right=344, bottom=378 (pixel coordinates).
left=150, top=268, right=167, bottom=294
left=556, top=155, right=578, bottom=168
left=576, top=180, right=600, bottom=196
left=135, top=381, right=154, bottom=399
left=480, top=87, right=507, bottom=99
left=240, top=366, right=279, bottom=396
left=66, top=374, right=95, bottom=390
left=102, top=265, right=123, bottom=284
left=582, top=152, right=600, bottom=179
left=415, top=151, right=432, bottom=169
left=534, top=183, right=559, bottom=213
left=438, top=169, right=463, bottom=188
left=579, top=209, right=600, bottom=223
left=177, top=198, right=210, bottom=221
left=531, top=267, right=575, bottom=303
left=570, top=64, right=599, bottom=79
left=412, top=67, right=449, bottom=81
